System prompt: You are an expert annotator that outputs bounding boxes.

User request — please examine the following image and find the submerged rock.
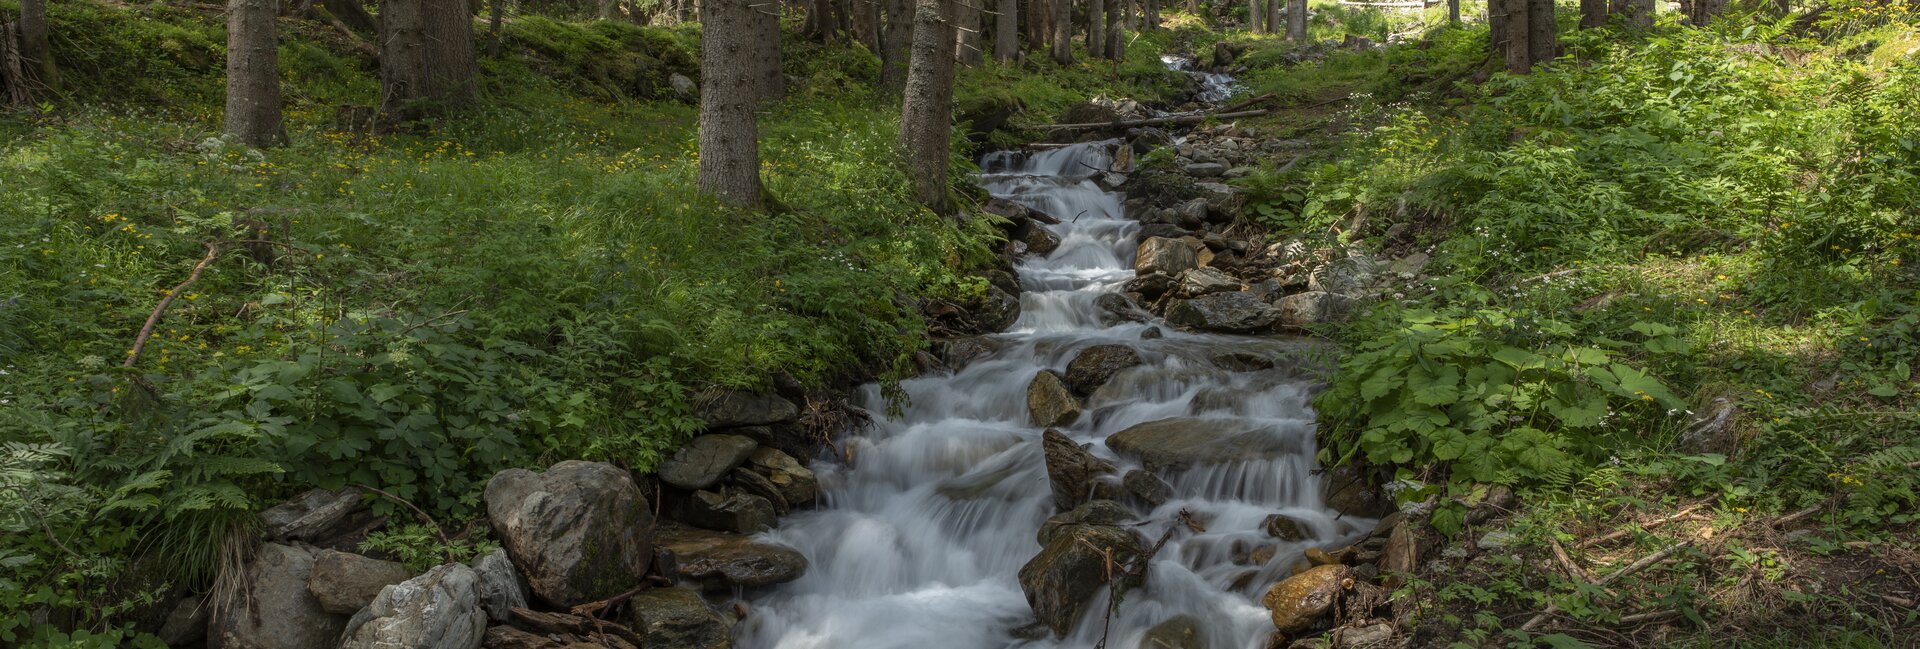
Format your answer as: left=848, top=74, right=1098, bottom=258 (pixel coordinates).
left=1122, top=469, right=1173, bottom=507
left=1106, top=418, right=1298, bottom=470
left=1139, top=614, right=1206, bottom=649
left=484, top=461, right=652, bottom=607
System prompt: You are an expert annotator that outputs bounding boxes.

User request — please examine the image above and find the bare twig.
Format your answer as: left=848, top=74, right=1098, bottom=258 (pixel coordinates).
left=124, top=242, right=222, bottom=368
left=1522, top=534, right=1700, bottom=631
left=1549, top=537, right=1592, bottom=583
left=1578, top=502, right=1705, bottom=549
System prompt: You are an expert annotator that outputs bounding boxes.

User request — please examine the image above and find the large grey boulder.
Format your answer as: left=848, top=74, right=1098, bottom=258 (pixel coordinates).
left=1041, top=429, right=1117, bottom=511
left=1063, top=344, right=1143, bottom=397
left=1276, top=291, right=1357, bottom=327
left=484, top=461, right=652, bottom=608
left=1027, top=370, right=1083, bottom=428
left=626, top=587, right=733, bottom=649
left=469, top=548, right=529, bottom=623
left=208, top=543, right=347, bottom=649
left=1018, top=523, right=1147, bottom=637
left=307, top=549, right=412, bottom=615
left=696, top=390, right=798, bottom=428
left=338, top=563, right=487, bottom=649
left=1135, top=237, right=1199, bottom=276
left=1165, top=292, right=1282, bottom=334
left=658, top=434, right=760, bottom=490
left=1106, top=418, right=1299, bottom=470
left=653, top=525, right=808, bottom=591
left=1308, top=255, right=1385, bottom=296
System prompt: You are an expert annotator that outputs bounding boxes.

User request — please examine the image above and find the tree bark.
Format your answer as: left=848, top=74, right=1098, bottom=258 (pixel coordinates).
left=882, top=0, right=914, bottom=89
left=225, top=0, right=285, bottom=147
left=17, top=0, right=56, bottom=91
left=1609, top=0, right=1653, bottom=28
left=899, top=0, right=957, bottom=215
left=1264, top=0, right=1279, bottom=33
left=489, top=0, right=505, bottom=56
left=1285, top=0, right=1305, bottom=40
left=1049, top=0, right=1072, bottom=64
left=1447, top=0, right=1460, bottom=22
left=1579, top=0, right=1604, bottom=27
left=1491, top=0, right=1522, bottom=73
left=1688, top=0, right=1726, bottom=24
left=995, top=0, right=1019, bottom=62
left=698, top=0, right=764, bottom=208
left=1107, top=0, right=1123, bottom=59
left=1144, top=0, right=1158, bottom=30
left=377, top=0, right=479, bottom=129
left=1249, top=0, right=1264, bottom=33
left=955, top=0, right=982, bottom=64
left=321, top=0, right=377, bottom=33
left=750, top=0, right=783, bottom=104
left=1526, top=0, right=1555, bottom=67
left=854, top=0, right=882, bottom=50
left=1089, top=0, right=1106, bottom=58
left=1026, top=0, right=1047, bottom=49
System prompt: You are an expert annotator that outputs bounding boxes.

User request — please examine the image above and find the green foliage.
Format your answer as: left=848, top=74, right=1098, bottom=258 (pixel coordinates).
left=359, top=524, right=498, bottom=574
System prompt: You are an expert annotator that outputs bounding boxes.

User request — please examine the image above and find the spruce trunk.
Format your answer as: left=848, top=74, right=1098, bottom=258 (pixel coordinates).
left=996, top=0, right=1020, bottom=62
left=377, top=0, right=479, bottom=129
left=698, top=0, right=765, bottom=207
left=900, top=0, right=957, bottom=215
left=225, top=0, right=285, bottom=147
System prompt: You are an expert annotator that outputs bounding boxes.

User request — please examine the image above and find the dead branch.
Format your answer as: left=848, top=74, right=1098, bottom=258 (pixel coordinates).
left=1549, top=537, right=1592, bottom=583
left=1577, top=502, right=1705, bottom=549
left=124, top=243, right=222, bottom=368
left=1522, top=534, right=1701, bottom=631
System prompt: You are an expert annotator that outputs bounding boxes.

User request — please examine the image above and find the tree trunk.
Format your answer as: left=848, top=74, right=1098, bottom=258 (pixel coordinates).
left=322, top=0, right=377, bottom=33
left=1106, top=0, right=1123, bottom=59
left=1050, top=0, right=1072, bottom=64
left=1089, top=0, right=1106, bottom=58
left=17, top=0, right=56, bottom=91
left=1026, top=0, right=1047, bottom=50
left=1249, top=0, right=1264, bottom=33
left=698, top=0, right=764, bottom=208
left=899, top=0, right=957, bottom=215
left=995, top=0, right=1019, bottom=62
left=1526, top=0, right=1555, bottom=67
left=1609, top=0, right=1652, bottom=28
left=751, top=0, right=783, bottom=104
left=1492, top=0, right=1530, bottom=74
left=1448, top=0, right=1459, bottom=22
left=225, top=0, right=285, bottom=147
left=1144, top=0, right=1158, bottom=30
left=1688, top=0, right=1726, bottom=24
left=882, top=0, right=914, bottom=89
left=1579, top=0, right=1604, bottom=27
left=854, top=0, right=882, bottom=50
left=489, top=0, right=505, bottom=56
left=1286, top=0, right=1305, bottom=40
left=955, top=0, right=982, bottom=64
left=378, top=0, right=479, bottom=129
left=1264, top=0, right=1279, bottom=33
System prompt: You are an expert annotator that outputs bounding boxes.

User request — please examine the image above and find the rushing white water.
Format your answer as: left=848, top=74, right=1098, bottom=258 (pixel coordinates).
left=1162, top=55, right=1241, bottom=105
left=736, top=141, right=1366, bottom=649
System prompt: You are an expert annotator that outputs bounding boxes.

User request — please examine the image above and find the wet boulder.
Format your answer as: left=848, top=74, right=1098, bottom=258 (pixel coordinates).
left=1096, top=293, right=1155, bottom=325
left=975, top=285, right=1024, bottom=333
left=744, top=447, right=819, bottom=507
left=1139, top=615, right=1206, bottom=649
left=1037, top=499, right=1136, bottom=545
left=1262, top=564, right=1353, bottom=632
left=1064, top=344, right=1143, bottom=396
left=1276, top=291, right=1358, bottom=327
left=1125, top=272, right=1177, bottom=300
left=1024, top=224, right=1062, bottom=256
left=1106, top=417, right=1299, bottom=470
left=1122, top=470, right=1173, bottom=507
left=1028, top=370, right=1083, bottom=428
left=338, top=563, right=487, bottom=649
left=626, top=586, right=733, bottom=649
left=484, top=461, right=653, bottom=608
left=1210, top=351, right=1275, bottom=372
left=696, top=390, right=799, bottom=428
left=653, top=525, right=808, bottom=591
left=685, top=489, right=777, bottom=534
left=208, top=543, right=347, bottom=649
left=1135, top=237, right=1200, bottom=276
left=1175, top=268, right=1243, bottom=298
left=658, top=434, right=760, bottom=491
left=1263, top=514, right=1309, bottom=542
left=469, top=548, right=529, bottom=623
left=307, top=549, right=412, bottom=615
left=1018, top=523, right=1147, bottom=637
left=1042, top=429, right=1118, bottom=511
left=1165, top=293, right=1282, bottom=334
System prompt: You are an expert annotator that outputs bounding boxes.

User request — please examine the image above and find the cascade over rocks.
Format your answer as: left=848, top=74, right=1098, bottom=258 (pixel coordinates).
left=1063, top=344, right=1143, bottom=396
left=1041, top=429, right=1118, bottom=511
left=653, top=525, right=807, bottom=590
left=484, top=461, right=652, bottom=608
left=208, top=543, right=346, bottom=649
left=338, top=563, right=488, bottom=649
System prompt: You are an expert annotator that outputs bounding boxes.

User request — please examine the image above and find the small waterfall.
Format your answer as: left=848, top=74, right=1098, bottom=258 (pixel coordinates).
left=739, top=75, right=1359, bottom=649
left=1162, top=55, right=1241, bottom=105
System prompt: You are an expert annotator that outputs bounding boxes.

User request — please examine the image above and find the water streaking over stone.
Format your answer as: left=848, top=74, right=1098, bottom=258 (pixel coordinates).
left=1162, top=55, right=1241, bottom=105
left=737, top=139, right=1363, bottom=649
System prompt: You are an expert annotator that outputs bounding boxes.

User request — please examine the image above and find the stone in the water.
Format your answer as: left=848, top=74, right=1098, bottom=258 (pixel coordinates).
left=306, top=549, right=412, bottom=615
left=1018, top=523, right=1146, bottom=637
left=975, top=285, right=1024, bottom=333
left=1212, top=351, right=1275, bottom=372
left=626, top=586, right=733, bottom=649
left=1140, top=326, right=1165, bottom=340
left=208, top=543, right=346, bottom=649
left=1263, top=514, right=1308, bottom=541
left=1063, top=344, right=1143, bottom=396
left=484, top=461, right=652, bottom=608
left=1276, top=291, right=1357, bottom=327
left=658, top=434, right=760, bottom=491
left=1165, top=292, right=1282, bottom=334
left=1136, top=236, right=1199, bottom=276
left=1042, top=429, right=1117, bottom=511
left=653, top=525, right=808, bottom=591
left=1262, top=564, right=1353, bottom=632
left=1037, top=499, right=1136, bottom=545
left=1175, top=267, right=1243, bottom=298
left=696, top=390, right=799, bottom=428
left=686, top=489, right=777, bottom=534
left=338, top=563, right=487, bottom=649
left=1095, top=292, right=1155, bottom=325
left=1027, top=370, right=1083, bottom=428
left=745, top=447, right=818, bottom=507
left=1024, top=224, right=1062, bottom=256
left=1139, top=614, right=1206, bottom=649
left=1125, top=272, right=1177, bottom=299
left=1106, top=417, right=1298, bottom=470
left=469, top=548, right=528, bottom=623
left=1123, top=469, right=1172, bottom=507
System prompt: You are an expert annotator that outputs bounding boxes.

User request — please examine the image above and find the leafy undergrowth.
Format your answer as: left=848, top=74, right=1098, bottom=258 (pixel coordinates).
left=1227, top=4, right=1919, bottom=646
left=0, top=4, right=1001, bottom=642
